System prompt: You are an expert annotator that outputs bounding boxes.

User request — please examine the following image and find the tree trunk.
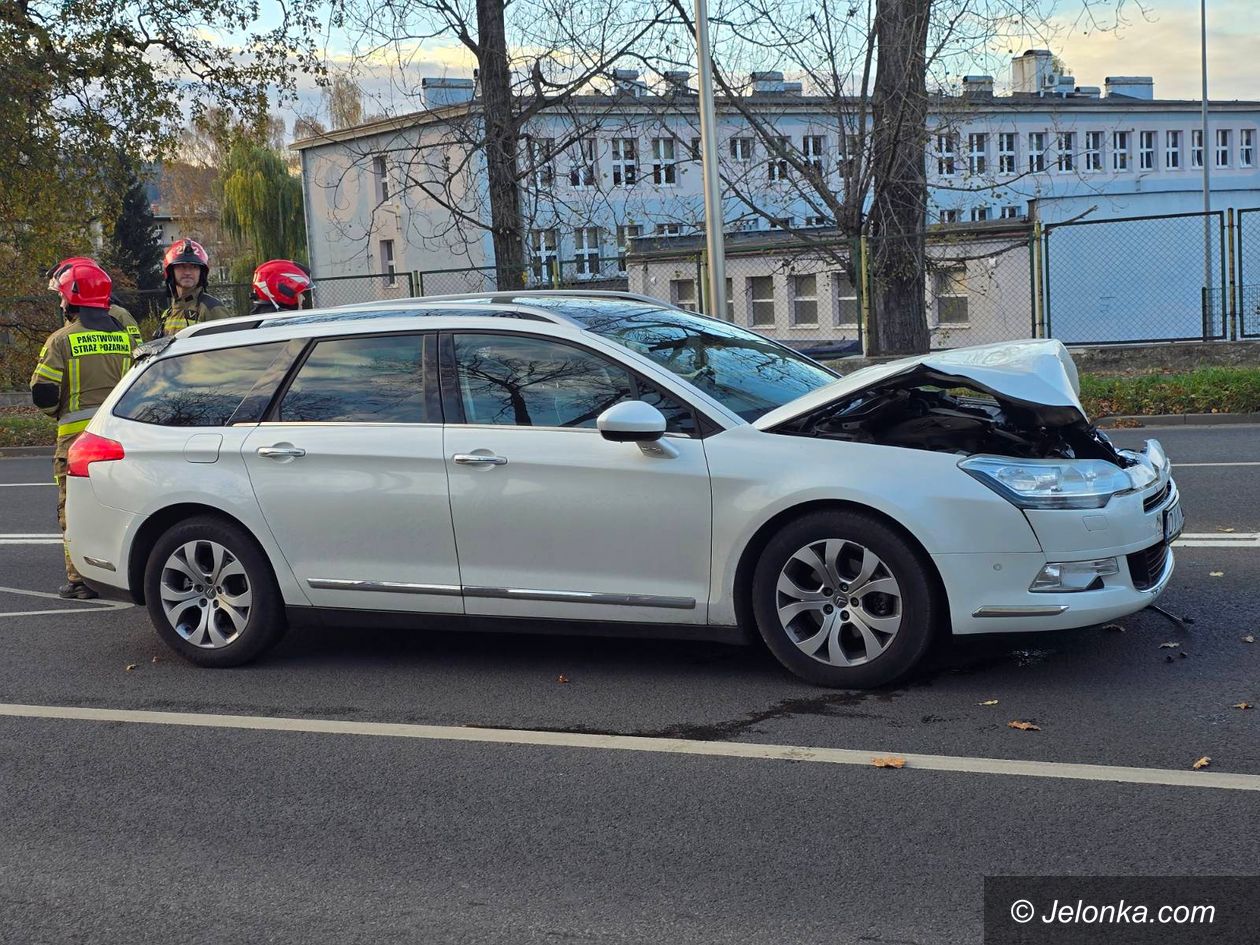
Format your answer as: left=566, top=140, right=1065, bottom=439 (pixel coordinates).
left=476, top=0, right=526, bottom=289
left=869, top=0, right=932, bottom=355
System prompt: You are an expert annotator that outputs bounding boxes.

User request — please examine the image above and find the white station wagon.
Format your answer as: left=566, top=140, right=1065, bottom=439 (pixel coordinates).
left=64, top=292, right=1181, bottom=687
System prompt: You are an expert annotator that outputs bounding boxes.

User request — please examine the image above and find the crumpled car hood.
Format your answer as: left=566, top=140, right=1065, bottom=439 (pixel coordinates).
left=754, top=339, right=1086, bottom=430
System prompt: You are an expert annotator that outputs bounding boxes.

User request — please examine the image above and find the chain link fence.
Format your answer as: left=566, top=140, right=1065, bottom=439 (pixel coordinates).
left=1042, top=211, right=1227, bottom=344
left=415, top=261, right=628, bottom=297
left=1236, top=208, right=1260, bottom=338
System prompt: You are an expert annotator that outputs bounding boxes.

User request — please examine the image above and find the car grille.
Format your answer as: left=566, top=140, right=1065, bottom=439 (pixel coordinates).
left=1143, top=482, right=1172, bottom=513
left=1127, top=541, right=1169, bottom=591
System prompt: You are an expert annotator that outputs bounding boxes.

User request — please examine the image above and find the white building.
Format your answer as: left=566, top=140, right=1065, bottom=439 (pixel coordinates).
left=292, top=50, right=1260, bottom=343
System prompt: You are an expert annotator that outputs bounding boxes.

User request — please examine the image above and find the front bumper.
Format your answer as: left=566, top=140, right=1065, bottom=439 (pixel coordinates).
left=939, top=467, right=1179, bottom=635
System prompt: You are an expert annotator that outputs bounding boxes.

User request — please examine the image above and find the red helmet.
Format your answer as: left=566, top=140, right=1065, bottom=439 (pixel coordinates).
left=54, top=260, right=112, bottom=309
left=46, top=256, right=100, bottom=291
left=163, top=239, right=210, bottom=288
left=252, top=259, right=313, bottom=310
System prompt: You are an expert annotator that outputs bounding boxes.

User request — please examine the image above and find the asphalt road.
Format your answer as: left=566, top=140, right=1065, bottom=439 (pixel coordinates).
left=0, top=425, right=1257, bottom=945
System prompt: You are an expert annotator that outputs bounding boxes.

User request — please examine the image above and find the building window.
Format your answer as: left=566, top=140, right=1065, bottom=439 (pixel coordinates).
left=769, top=217, right=792, bottom=231
left=1085, top=131, right=1103, bottom=172
left=1139, top=131, right=1156, bottom=170
left=372, top=155, right=390, bottom=202
left=569, top=137, right=596, bottom=188
left=833, top=272, right=859, bottom=327
left=573, top=227, right=601, bottom=276
left=651, top=138, right=677, bottom=185
left=730, top=137, right=753, bottom=163
left=1056, top=132, right=1074, bottom=172
left=1027, top=133, right=1046, bottom=172
left=1166, top=130, right=1182, bottom=170
left=529, top=228, right=558, bottom=283
left=802, top=135, right=825, bottom=173
left=1216, top=129, right=1232, bottom=168
left=1112, top=131, right=1130, bottom=171
left=1000, top=205, right=1020, bottom=220
left=769, top=137, right=791, bottom=181
left=654, top=222, right=682, bottom=236
left=791, top=274, right=818, bottom=325
left=379, top=239, right=396, bottom=286
left=934, top=267, right=968, bottom=325
left=969, top=206, right=990, bottom=222
left=998, top=133, right=1017, bottom=174
left=839, top=133, right=861, bottom=177
left=1242, top=129, right=1255, bottom=168
left=724, top=278, right=735, bottom=321
left=939, top=209, right=959, bottom=224
left=967, top=133, right=987, bottom=175
left=936, top=134, right=956, bottom=176
left=689, top=136, right=702, bottom=160
left=748, top=275, right=775, bottom=326
left=671, top=278, right=698, bottom=312
left=803, top=215, right=831, bottom=228
left=1191, top=130, right=1204, bottom=168
left=610, top=138, right=637, bottom=186
left=528, top=137, right=555, bottom=188
left=615, top=224, right=641, bottom=273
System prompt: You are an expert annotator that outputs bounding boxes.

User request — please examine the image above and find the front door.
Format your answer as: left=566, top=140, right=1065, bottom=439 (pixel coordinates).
left=442, top=331, right=713, bottom=624
left=242, top=332, right=462, bottom=614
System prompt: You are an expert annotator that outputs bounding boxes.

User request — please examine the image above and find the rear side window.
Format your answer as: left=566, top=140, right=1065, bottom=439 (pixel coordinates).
left=114, top=342, right=291, bottom=427
left=278, top=334, right=427, bottom=423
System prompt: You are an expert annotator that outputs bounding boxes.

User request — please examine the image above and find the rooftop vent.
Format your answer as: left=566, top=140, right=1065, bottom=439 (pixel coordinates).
left=781, top=81, right=803, bottom=96
left=662, top=70, right=693, bottom=94
left=1105, top=76, right=1154, bottom=100
left=421, top=77, right=475, bottom=108
left=1072, top=86, right=1101, bottom=99
left=750, top=71, right=785, bottom=95
left=612, top=68, right=648, bottom=97
left=1011, top=49, right=1055, bottom=94
left=963, top=75, right=994, bottom=96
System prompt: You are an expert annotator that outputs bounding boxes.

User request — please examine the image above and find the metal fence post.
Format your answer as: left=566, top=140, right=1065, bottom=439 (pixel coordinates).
left=859, top=234, right=872, bottom=356
left=1033, top=220, right=1047, bottom=338
left=1227, top=209, right=1238, bottom=340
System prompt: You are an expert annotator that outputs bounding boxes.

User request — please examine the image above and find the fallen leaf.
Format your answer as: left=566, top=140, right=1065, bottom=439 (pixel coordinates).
left=977, top=699, right=999, bottom=706
left=556, top=675, right=569, bottom=684
left=1179, top=652, right=1189, bottom=659
left=124, top=663, right=137, bottom=672
left=1244, top=635, right=1256, bottom=644
left=1232, top=702, right=1253, bottom=710
left=1102, top=623, right=1125, bottom=632
left=1210, top=571, right=1224, bottom=577
left=1192, top=756, right=1211, bottom=770
left=150, top=656, right=162, bottom=664
left=871, top=756, right=906, bottom=768
left=1008, top=720, right=1041, bottom=732
left=1159, top=642, right=1180, bottom=649
left=1218, top=527, right=1237, bottom=533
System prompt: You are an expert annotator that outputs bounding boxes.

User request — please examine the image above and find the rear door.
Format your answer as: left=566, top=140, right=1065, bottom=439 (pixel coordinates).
left=242, top=331, right=463, bottom=614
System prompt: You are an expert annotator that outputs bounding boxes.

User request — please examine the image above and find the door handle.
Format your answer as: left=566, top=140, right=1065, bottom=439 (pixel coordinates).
left=257, top=446, right=307, bottom=459
left=453, top=453, right=508, bottom=466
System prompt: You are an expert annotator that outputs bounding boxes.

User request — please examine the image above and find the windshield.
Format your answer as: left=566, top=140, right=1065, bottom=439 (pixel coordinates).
left=558, top=301, right=838, bottom=421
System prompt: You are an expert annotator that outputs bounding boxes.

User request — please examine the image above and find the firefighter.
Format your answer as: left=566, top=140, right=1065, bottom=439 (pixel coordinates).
left=46, top=257, right=144, bottom=347
left=158, top=238, right=228, bottom=336
left=30, top=260, right=137, bottom=599
left=250, top=259, right=313, bottom=314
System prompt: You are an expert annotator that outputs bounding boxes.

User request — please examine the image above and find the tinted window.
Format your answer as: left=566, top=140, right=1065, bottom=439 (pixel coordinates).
left=454, top=335, right=634, bottom=427
left=279, top=335, right=427, bottom=423
left=115, top=342, right=289, bottom=427
left=637, top=381, right=696, bottom=435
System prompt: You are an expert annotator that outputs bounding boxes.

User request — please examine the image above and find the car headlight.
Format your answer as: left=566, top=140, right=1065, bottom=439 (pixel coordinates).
left=959, top=456, right=1134, bottom=509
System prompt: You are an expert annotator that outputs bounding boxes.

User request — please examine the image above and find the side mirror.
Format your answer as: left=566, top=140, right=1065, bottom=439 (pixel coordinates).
left=597, top=401, right=667, bottom=443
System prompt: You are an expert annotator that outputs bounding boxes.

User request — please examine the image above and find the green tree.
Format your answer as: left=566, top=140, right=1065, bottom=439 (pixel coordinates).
left=219, top=141, right=308, bottom=266
left=105, top=165, right=164, bottom=292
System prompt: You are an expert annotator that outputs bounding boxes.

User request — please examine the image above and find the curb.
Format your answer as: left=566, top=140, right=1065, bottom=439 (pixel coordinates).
left=1096, top=412, right=1260, bottom=428
left=0, top=446, right=54, bottom=459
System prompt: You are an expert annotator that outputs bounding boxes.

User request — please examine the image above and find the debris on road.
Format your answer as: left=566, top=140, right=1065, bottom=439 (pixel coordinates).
left=1243, top=635, right=1256, bottom=644
left=1210, top=571, right=1224, bottom=577
left=1102, top=623, right=1124, bottom=632
left=556, top=675, right=570, bottom=684
left=871, top=756, right=907, bottom=768
left=1008, top=721, right=1041, bottom=732
left=124, top=663, right=137, bottom=672
left=1232, top=702, right=1253, bottom=710
left=1158, top=642, right=1180, bottom=649
left=1192, top=756, right=1212, bottom=770
left=977, top=699, right=999, bottom=706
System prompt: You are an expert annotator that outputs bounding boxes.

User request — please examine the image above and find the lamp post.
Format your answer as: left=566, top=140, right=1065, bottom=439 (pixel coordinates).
left=1201, top=0, right=1213, bottom=324
left=693, top=0, right=728, bottom=319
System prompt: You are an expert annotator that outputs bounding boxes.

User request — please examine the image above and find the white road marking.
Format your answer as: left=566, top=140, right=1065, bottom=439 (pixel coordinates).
left=0, top=703, right=1255, bottom=792
left=1174, top=533, right=1260, bottom=548
left=0, top=585, right=132, bottom=617
left=0, top=533, right=62, bottom=545
left=1174, top=462, right=1260, bottom=468
left=0, top=482, right=54, bottom=487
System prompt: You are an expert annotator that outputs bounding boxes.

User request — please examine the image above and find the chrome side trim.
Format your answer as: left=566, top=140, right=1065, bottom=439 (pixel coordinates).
left=307, top=579, right=462, bottom=596
left=83, top=556, right=116, bottom=572
left=463, top=586, right=697, bottom=610
left=972, top=605, right=1070, bottom=618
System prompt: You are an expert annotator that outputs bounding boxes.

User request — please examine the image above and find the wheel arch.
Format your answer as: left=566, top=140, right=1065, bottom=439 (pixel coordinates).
left=128, top=504, right=272, bottom=605
left=731, top=499, right=951, bottom=639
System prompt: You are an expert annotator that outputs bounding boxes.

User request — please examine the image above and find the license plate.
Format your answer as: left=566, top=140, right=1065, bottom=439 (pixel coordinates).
left=1163, top=499, right=1184, bottom=543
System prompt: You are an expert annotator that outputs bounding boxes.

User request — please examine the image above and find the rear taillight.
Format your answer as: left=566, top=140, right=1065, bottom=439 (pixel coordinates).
left=66, top=432, right=125, bottom=478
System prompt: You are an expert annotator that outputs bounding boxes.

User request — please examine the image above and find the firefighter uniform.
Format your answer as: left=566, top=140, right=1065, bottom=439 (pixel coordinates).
left=110, top=302, right=144, bottom=347
left=158, top=288, right=228, bottom=336
left=30, top=308, right=136, bottom=585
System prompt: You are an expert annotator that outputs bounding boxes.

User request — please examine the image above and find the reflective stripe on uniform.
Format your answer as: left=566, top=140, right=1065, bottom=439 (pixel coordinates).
left=67, top=359, right=80, bottom=412
left=33, top=364, right=63, bottom=382
left=56, top=418, right=93, bottom=437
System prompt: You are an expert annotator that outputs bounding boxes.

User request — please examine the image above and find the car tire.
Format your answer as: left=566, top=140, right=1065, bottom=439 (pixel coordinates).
left=752, top=510, right=940, bottom=688
left=144, top=515, right=287, bottom=667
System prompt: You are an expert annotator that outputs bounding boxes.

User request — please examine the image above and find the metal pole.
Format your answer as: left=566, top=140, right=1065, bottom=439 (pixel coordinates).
left=1201, top=0, right=1212, bottom=315
left=693, top=0, right=728, bottom=319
